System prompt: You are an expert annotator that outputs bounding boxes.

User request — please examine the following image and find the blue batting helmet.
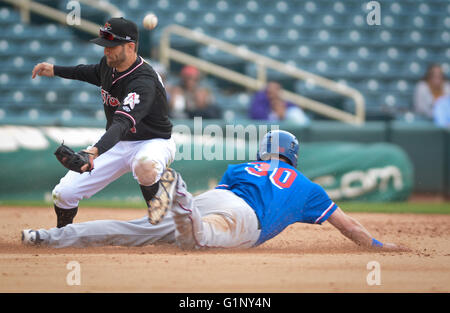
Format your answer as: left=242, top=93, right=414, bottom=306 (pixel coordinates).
left=257, top=130, right=299, bottom=168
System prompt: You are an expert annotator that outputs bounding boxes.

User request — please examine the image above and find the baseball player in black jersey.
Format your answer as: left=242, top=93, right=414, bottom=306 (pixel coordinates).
left=31, top=17, right=176, bottom=228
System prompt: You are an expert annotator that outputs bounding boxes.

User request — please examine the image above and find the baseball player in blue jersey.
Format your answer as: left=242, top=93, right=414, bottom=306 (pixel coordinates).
left=164, top=130, right=407, bottom=250
left=22, top=130, right=408, bottom=252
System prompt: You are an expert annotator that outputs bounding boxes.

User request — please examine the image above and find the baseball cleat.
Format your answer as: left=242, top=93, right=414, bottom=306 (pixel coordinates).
left=21, top=229, right=43, bottom=246
left=147, top=168, right=178, bottom=225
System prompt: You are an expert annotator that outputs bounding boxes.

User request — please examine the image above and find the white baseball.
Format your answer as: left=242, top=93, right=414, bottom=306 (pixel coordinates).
left=143, top=13, right=158, bottom=30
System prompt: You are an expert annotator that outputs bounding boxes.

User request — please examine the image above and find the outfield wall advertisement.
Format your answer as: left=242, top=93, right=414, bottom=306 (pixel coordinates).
left=0, top=125, right=413, bottom=202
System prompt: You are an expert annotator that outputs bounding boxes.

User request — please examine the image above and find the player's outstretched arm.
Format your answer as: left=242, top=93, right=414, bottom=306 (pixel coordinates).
left=327, top=207, right=410, bottom=252
left=31, top=62, right=54, bottom=79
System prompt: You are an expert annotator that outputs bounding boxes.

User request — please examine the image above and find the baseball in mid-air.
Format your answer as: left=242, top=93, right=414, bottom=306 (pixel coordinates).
left=143, top=13, right=158, bottom=30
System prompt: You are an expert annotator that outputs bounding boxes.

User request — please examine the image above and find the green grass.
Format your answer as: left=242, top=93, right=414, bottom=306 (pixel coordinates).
left=0, top=200, right=449, bottom=214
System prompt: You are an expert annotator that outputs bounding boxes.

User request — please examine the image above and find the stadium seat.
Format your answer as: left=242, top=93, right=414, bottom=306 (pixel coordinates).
left=198, top=46, right=246, bottom=74
left=4, top=90, right=36, bottom=108
left=274, top=1, right=289, bottom=14
left=3, top=56, right=34, bottom=73
left=353, top=46, right=372, bottom=60
left=406, top=62, right=424, bottom=78
left=0, top=7, right=20, bottom=25
left=381, top=79, right=411, bottom=94
left=437, top=31, right=450, bottom=45
left=0, top=72, right=14, bottom=87
left=332, top=1, right=346, bottom=14
left=1, top=0, right=449, bottom=124
left=243, top=0, right=259, bottom=13
left=0, top=39, right=22, bottom=57
left=289, top=13, right=307, bottom=27
left=215, top=0, right=230, bottom=12
left=69, top=89, right=99, bottom=108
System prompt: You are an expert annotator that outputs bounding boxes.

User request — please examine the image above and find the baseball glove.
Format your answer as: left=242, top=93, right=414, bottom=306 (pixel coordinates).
left=54, top=143, right=94, bottom=174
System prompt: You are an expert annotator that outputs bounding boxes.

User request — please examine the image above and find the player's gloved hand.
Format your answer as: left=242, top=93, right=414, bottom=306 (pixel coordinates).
left=54, top=143, right=95, bottom=174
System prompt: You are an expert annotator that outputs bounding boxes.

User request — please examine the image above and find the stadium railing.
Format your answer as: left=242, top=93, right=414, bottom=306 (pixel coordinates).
left=159, top=24, right=366, bottom=125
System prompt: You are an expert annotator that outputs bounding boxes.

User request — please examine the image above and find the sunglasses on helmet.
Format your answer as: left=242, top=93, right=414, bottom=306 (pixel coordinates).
left=99, top=27, right=135, bottom=43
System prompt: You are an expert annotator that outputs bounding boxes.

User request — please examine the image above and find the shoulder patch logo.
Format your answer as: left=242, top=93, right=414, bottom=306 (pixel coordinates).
left=123, top=92, right=140, bottom=110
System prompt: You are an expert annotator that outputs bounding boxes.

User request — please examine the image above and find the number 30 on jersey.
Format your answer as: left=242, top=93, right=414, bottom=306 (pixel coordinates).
left=245, top=162, right=297, bottom=189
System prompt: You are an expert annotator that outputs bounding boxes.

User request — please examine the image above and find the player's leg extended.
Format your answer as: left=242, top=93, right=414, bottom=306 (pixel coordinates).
left=52, top=142, right=131, bottom=227
left=172, top=176, right=261, bottom=250
left=131, top=137, right=176, bottom=224
left=26, top=214, right=176, bottom=248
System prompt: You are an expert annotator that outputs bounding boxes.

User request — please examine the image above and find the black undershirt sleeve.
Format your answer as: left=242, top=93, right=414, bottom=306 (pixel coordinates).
left=54, top=63, right=101, bottom=87
left=94, top=115, right=133, bottom=155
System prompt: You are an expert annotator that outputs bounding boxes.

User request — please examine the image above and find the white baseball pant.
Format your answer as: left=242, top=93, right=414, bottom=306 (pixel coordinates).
left=52, top=137, right=176, bottom=209
left=172, top=178, right=261, bottom=249
left=37, top=183, right=261, bottom=249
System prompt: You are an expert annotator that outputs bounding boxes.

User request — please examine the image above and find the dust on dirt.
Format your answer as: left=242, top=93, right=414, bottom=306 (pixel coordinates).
left=0, top=206, right=449, bottom=292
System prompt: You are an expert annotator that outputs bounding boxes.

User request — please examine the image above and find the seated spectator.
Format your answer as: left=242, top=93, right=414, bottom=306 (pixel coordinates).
left=249, top=81, right=309, bottom=125
left=149, top=60, right=171, bottom=99
left=433, top=95, right=450, bottom=128
left=169, top=65, right=222, bottom=119
left=413, top=64, right=450, bottom=120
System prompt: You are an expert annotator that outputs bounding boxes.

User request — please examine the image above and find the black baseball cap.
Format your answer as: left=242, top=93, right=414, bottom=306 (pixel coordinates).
left=90, top=17, right=139, bottom=47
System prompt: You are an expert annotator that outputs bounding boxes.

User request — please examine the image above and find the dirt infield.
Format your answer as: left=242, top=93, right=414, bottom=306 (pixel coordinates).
left=0, top=206, right=449, bottom=293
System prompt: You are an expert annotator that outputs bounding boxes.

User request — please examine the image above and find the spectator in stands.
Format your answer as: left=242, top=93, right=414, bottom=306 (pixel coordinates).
left=249, top=81, right=309, bottom=124
left=433, top=95, right=450, bottom=128
left=149, top=60, right=173, bottom=103
left=413, top=64, right=450, bottom=120
left=169, top=65, right=222, bottom=119
left=150, top=60, right=168, bottom=88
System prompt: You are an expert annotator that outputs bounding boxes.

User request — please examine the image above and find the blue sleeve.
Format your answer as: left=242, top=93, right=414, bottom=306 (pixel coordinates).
left=302, top=183, right=338, bottom=224
left=215, top=165, right=233, bottom=189
left=433, top=97, right=449, bottom=127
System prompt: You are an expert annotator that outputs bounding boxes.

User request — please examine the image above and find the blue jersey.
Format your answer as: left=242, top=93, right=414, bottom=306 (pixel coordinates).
left=215, top=160, right=338, bottom=246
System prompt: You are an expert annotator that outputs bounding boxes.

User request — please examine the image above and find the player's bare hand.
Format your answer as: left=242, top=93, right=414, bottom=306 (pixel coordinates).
left=381, top=242, right=411, bottom=252
left=80, top=147, right=98, bottom=172
left=32, top=62, right=54, bottom=79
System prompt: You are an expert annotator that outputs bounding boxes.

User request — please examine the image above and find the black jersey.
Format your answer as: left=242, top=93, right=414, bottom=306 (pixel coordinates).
left=54, top=56, right=172, bottom=155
